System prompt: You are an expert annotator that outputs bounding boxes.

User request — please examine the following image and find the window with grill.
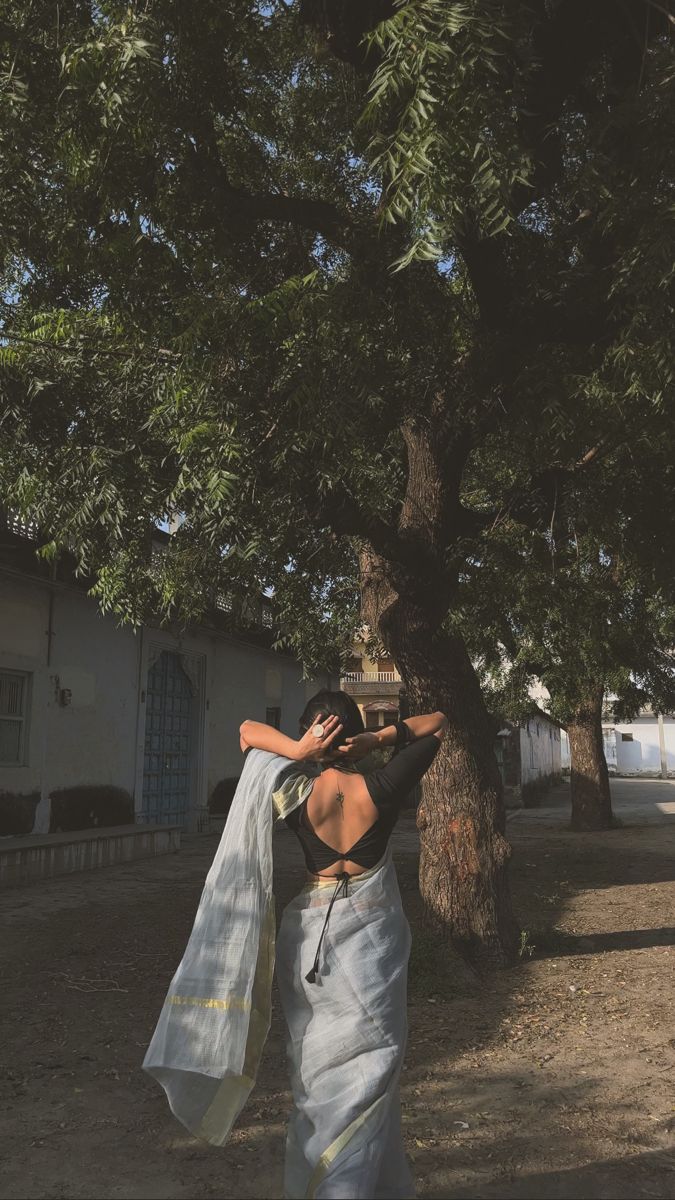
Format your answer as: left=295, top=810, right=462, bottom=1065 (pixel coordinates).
left=4, top=510, right=38, bottom=541
left=0, top=670, right=31, bottom=765
left=215, top=592, right=233, bottom=613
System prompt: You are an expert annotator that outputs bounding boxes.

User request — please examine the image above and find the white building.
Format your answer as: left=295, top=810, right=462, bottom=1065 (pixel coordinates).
left=495, top=710, right=562, bottom=806
left=560, top=712, right=675, bottom=777
left=0, top=529, right=332, bottom=839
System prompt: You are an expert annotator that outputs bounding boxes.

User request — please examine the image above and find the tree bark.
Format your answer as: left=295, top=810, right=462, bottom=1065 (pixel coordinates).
left=567, top=686, right=614, bottom=831
left=391, top=617, right=519, bottom=966
left=359, top=540, right=520, bottom=968
left=351, top=413, right=520, bottom=965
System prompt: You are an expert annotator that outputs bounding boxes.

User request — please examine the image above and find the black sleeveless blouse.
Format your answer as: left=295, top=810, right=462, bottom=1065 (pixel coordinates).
left=283, top=735, right=439, bottom=872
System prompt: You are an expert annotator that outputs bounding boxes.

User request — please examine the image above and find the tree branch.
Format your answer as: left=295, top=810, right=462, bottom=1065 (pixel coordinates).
left=643, top=0, right=675, bottom=26
left=299, top=0, right=396, bottom=71
left=575, top=442, right=605, bottom=469
left=189, top=126, right=357, bottom=251
left=310, top=486, right=407, bottom=564
left=225, top=186, right=355, bottom=249
left=301, top=475, right=453, bottom=593
left=462, top=439, right=612, bottom=538
left=0, top=330, right=180, bottom=359
left=456, top=225, right=513, bottom=328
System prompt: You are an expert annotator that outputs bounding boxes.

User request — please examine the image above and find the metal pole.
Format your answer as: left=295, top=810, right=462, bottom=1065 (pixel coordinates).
left=657, top=712, right=668, bottom=779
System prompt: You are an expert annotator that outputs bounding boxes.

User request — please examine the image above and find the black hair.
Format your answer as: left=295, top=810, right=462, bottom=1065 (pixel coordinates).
left=299, top=689, right=365, bottom=752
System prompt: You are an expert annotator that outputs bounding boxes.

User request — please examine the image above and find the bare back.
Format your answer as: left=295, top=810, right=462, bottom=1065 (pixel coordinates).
left=303, top=768, right=379, bottom=877
left=283, top=735, right=440, bottom=879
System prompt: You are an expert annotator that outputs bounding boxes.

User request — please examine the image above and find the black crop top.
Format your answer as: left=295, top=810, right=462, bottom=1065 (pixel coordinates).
left=283, top=735, right=439, bottom=873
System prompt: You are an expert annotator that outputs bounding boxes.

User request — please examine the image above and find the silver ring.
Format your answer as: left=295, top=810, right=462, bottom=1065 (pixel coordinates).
left=311, top=723, right=325, bottom=739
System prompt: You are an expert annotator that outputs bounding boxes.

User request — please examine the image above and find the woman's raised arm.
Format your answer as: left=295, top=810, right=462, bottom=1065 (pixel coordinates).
left=360, top=711, right=448, bottom=749
left=337, top=711, right=448, bottom=760
left=239, top=714, right=343, bottom=761
left=400, top=711, right=448, bottom=742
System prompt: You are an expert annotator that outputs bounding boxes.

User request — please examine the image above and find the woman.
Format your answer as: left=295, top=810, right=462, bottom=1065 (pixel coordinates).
left=144, top=689, right=446, bottom=1200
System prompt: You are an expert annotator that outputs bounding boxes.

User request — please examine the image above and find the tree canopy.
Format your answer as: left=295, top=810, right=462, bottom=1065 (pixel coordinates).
left=1, top=1, right=673, bottom=668
left=2, top=0, right=675, bottom=954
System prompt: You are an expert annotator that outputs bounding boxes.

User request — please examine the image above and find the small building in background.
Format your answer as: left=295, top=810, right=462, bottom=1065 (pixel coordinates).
left=560, top=710, right=675, bottom=778
left=495, top=710, right=563, bottom=807
left=0, top=518, right=333, bottom=840
left=340, top=638, right=404, bottom=728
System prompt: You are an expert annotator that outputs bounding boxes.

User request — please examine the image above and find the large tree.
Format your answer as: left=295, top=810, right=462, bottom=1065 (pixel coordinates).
left=1, top=1, right=674, bottom=963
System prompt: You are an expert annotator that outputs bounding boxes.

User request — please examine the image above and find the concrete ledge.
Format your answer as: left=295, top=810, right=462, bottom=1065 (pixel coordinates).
left=0, top=823, right=181, bottom=888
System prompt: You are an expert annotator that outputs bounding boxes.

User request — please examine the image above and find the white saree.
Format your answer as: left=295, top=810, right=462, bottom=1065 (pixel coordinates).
left=277, top=849, right=413, bottom=1200
left=143, top=749, right=413, bottom=1200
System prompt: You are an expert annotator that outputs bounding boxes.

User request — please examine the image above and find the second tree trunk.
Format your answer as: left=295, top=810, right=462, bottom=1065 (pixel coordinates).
left=567, top=686, right=614, bottom=830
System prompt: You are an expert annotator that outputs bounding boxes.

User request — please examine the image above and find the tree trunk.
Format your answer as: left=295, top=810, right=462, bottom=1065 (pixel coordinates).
left=356, top=418, right=520, bottom=967
left=359, top=548, right=519, bottom=965
left=567, top=686, right=614, bottom=831
left=391, top=619, right=519, bottom=965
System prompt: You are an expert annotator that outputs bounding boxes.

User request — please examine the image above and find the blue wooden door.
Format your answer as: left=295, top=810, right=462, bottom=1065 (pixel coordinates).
left=142, top=651, right=194, bottom=826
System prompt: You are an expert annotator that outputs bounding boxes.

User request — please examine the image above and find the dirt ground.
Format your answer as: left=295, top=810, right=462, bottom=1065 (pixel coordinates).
left=1, top=780, right=674, bottom=1200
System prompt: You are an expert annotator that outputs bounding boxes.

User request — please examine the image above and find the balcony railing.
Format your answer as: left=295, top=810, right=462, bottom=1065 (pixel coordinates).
left=341, top=671, right=401, bottom=684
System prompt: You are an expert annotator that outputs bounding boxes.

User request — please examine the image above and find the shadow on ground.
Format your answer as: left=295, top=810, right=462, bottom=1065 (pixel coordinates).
left=0, top=783, right=674, bottom=1199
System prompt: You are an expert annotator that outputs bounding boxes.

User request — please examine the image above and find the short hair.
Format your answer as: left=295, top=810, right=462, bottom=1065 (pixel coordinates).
left=299, top=689, right=365, bottom=750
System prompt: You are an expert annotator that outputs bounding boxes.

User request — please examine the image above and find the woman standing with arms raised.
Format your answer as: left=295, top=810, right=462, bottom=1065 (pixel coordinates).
left=144, top=689, right=447, bottom=1199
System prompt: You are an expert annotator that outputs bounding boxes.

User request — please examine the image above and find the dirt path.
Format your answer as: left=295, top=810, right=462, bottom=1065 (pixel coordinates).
left=1, top=783, right=674, bottom=1200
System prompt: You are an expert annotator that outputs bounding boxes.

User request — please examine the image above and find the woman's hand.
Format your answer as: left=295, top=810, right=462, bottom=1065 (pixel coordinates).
left=239, top=716, right=341, bottom=762
left=336, top=731, right=380, bottom=761
left=294, top=714, right=343, bottom=761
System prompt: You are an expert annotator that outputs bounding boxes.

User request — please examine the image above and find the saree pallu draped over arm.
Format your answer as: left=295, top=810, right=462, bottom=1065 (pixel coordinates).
left=142, top=749, right=308, bottom=1146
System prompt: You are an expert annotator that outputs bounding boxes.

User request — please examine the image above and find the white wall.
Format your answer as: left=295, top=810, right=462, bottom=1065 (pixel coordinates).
left=519, top=716, right=562, bottom=786
left=613, top=715, right=675, bottom=777
left=47, top=588, right=140, bottom=796
left=0, top=572, right=142, bottom=832
left=1, top=568, right=333, bottom=833
left=563, top=716, right=675, bottom=777
left=206, top=638, right=331, bottom=792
